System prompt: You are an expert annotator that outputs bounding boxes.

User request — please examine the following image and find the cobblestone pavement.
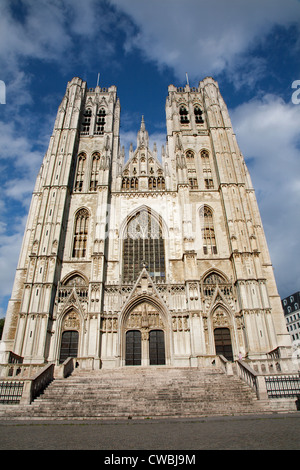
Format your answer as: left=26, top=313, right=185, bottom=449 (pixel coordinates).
left=0, top=413, right=299, bottom=451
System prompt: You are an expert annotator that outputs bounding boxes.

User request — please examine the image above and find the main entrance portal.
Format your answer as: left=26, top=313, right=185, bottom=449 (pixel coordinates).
left=123, top=302, right=167, bottom=366
left=125, top=329, right=165, bottom=366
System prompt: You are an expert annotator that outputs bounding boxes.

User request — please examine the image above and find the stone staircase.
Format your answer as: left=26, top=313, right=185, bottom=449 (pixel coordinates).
left=0, top=366, right=271, bottom=420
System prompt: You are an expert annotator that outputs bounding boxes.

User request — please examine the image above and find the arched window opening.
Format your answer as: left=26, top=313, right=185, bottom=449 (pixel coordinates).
left=72, top=209, right=89, bottom=258
left=179, top=105, right=189, bottom=123
left=123, top=210, right=165, bottom=283
left=148, top=177, right=165, bottom=190
left=186, top=150, right=194, bottom=159
left=63, top=274, right=87, bottom=289
left=188, top=178, right=198, bottom=189
left=74, top=154, right=86, bottom=192
left=203, top=272, right=226, bottom=285
left=194, top=106, right=204, bottom=123
left=122, top=177, right=138, bottom=191
left=202, top=271, right=232, bottom=297
left=200, top=206, right=217, bottom=255
left=90, top=153, right=101, bottom=191
left=95, top=107, right=106, bottom=135
left=201, top=150, right=214, bottom=189
left=59, top=274, right=88, bottom=302
left=81, top=108, right=92, bottom=135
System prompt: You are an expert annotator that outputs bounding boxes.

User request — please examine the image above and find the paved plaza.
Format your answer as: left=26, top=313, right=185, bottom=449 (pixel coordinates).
left=0, top=413, right=299, bottom=451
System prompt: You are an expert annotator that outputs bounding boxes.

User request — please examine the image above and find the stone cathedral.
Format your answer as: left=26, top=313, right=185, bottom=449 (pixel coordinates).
left=0, top=76, right=292, bottom=370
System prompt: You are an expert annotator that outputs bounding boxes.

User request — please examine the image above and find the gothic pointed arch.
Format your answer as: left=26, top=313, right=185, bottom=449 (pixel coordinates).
left=209, top=303, right=235, bottom=361
left=61, top=271, right=89, bottom=287
left=119, top=286, right=171, bottom=366
left=202, top=269, right=228, bottom=285
left=57, top=305, right=83, bottom=364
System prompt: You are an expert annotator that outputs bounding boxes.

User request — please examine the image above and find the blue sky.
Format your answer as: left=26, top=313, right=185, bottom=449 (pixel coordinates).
left=0, top=0, right=300, bottom=316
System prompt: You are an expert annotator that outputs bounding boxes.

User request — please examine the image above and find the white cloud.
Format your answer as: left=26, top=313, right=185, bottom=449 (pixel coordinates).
left=230, top=94, right=300, bottom=297
left=110, top=0, right=300, bottom=83
left=0, top=0, right=125, bottom=107
left=0, top=120, right=42, bottom=182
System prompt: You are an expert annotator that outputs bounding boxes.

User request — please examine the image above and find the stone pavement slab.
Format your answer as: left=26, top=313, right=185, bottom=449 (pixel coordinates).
left=0, top=413, right=299, bottom=451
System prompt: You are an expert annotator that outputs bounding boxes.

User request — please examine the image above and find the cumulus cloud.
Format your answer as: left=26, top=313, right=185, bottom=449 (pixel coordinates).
left=0, top=0, right=128, bottom=108
left=230, top=95, right=300, bottom=297
left=0, top=118, right=43, bottom=308
left=110, top=0, right=300, bottom=83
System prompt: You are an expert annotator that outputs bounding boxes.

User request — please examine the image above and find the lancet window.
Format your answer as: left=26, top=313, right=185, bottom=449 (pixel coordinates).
left=186, top=150, right=194, bottom=160
left=122, top=177, right=138, bottom=190
left=81, top=108, right=92, bottom=135
left=72, top=209, right=89, bottom=258
left=179, top=105, right=189, bottom=123
left=74, top=153, right=86, bottom=192
left=148, top=177, right=165, bottom=190
left=194, top=106, right=204, bottom=123
left=188, top=178, right=198, bottom=189
left=95, top=107, right=106, bottom=135
left=200, top=206, right=217, bottom=255
left=123, top=210, right=165, bottom=283
left=90, top=153, right=101, bottom=191
left=201, top=150, right=214, bottom=189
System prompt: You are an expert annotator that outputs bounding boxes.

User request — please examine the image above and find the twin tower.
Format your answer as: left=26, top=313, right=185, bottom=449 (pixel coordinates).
left=0, top=76, right=292, bottom=370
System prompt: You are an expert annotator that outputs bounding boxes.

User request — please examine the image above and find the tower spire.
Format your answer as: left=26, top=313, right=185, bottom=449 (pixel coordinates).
left=137, top=115, right=148, bottom=148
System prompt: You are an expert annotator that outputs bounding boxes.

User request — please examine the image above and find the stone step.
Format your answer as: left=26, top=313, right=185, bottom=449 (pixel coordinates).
left=0, top=366, right=271, bottom=419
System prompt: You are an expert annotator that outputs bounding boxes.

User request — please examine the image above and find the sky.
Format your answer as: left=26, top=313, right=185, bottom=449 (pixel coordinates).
left=0, top=0, right=300, bottom=316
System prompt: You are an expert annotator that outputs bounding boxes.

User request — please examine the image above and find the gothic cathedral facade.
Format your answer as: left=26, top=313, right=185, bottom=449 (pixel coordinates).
left=0, top=76, right=292, bottom=369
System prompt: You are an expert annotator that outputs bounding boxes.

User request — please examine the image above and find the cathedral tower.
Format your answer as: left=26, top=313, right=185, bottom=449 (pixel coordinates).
left=0, top=77, right=292, bottom=370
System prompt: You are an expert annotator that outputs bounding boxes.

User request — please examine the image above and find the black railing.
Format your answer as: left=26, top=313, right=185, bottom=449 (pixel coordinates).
left=265, top=375, right=300, bottom=398
left=0, top=381, right=24, bottom=404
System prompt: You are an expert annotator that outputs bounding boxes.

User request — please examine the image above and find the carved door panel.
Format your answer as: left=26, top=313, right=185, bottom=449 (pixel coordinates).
left=214, top=327, right=233, bottom=361
left=125, top=330, right=142, bottom=365
left=59, top=330, right=79, bottom=363
left=149, top=329, right=165, bottom=365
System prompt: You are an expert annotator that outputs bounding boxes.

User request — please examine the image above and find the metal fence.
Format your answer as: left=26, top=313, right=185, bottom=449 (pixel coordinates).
left=0, top=381, right=24, bottom=404
left=265, top=375, right=300, bottom=398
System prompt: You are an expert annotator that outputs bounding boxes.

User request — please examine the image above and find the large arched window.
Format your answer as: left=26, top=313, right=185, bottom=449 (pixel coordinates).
left=200, top=206, right=217, bottom=255
left=123, top=209, right=165, bottom=283
left=72, top=208, right=89, bottom=258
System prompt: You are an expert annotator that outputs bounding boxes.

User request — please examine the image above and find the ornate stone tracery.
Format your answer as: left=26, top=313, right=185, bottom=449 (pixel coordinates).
left=62, top=311, right=80, bottom=331
left=125, top=302, right=165, bottom=332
